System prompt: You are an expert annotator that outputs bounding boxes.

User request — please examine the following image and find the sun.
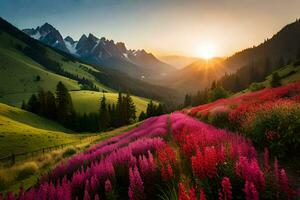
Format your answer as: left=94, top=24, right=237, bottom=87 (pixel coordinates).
left=196, top=43, right=216, bottom=59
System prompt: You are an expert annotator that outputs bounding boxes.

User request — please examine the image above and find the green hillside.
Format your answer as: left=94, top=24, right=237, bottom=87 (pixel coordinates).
left=0, top=103, right=82, bottom=158
left=0, top=30, right=150, bottom=113
left=0, top=32, right=80, bottom=106
left=70, top=91, right=153, bottom=115
left=243, top=60, right=300, bottom=93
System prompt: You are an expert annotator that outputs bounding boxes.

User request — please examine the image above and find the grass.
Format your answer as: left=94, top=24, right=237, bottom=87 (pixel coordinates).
left=0, top=121, right=140, bottom=193
left=0, top=103, right=83, bottom=158
left=70, top=91, right=153, bottom=115
left=237, top=61, right=300, bottom=95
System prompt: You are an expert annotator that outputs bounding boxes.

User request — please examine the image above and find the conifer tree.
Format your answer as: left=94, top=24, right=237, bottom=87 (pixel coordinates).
left=55, top=81, right=74, bottom=127
left=44, top=91, right=57, bottom=119
left=116, top=91, right=124, bottom=126
left=146, top=100, right=155, bottom=117
left=21, top=100, right=27, bottom=110
left=37, top=88, right=46, bottom=116
left=124, top=92, right=136, bottom=123
left=138, top=111, right=147, bottom=121
left=271, top=72, right=281, bottom=87
left=184, top=94, right=192, bottom=107
left=27, top=94, right=40, bottom=114
left=99, top=94, right=110, bottom=130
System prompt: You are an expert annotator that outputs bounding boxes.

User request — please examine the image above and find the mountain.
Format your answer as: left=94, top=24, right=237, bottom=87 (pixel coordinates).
left=159, top=55, right=200, bottom=69
left=23, top=23, right=176, bottom=80
left=0, top=17, right=181, bottom=109
left=164, top=19, right=300, bottom=93
left=162, top=58, right=227, bottom=92
left=23, top=23, right=69, bottom=53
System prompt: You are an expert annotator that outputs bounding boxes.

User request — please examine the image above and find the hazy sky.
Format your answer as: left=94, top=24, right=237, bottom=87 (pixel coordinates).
left=1, top=0, right=300, bottom=57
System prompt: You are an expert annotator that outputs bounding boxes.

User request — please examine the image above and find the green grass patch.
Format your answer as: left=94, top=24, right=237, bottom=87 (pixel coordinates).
left=70, top=91, right=153, bottom=115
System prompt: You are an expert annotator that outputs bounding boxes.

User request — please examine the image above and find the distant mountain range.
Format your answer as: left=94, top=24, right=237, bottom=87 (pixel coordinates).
left=159, top=55, right=200, bottom=69
left=23, top=23, right=175, bottom=80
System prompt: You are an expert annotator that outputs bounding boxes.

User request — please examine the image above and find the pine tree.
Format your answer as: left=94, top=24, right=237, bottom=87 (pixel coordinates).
left=124, top=92, right=136, bottom=123
left=37, top=88, right=46, bottom=116
left=44, top=91, right=57, bottom=119
left=138, top=111, right=147, bottom=121
left=110, top=104, right=118, bottom=127
left=184, top=94, right=192, bottom=107
left=271, top=72, right=281, bottom=87
left=146, top=100, right=155, bottom=117
left=99, top=94, right=110, bottom=131
left=55, top=81, right=74, bottom=127
left=27, top=94, right=40, bottom=114
left=21, top=100, right=27, bottom=110
left=264, top=57, right=272, bottom=76
left=156, top=103, right=164, bottom=115
left=116, top=91, right=124, bottom=126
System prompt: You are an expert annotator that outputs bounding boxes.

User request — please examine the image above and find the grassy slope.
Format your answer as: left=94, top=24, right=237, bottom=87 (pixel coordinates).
left=1, top=121, right=140, bottom=194
left=0, top=103, right=82, bottom=158
left=0, top=32, right=150, bottom=113
left=237, top=61, right=300, bottom=95
left=70, top=91, right=153, bottom=115
left=264, top=63, right=300, bottom=85
left=0, top=32, right=80, bottom=106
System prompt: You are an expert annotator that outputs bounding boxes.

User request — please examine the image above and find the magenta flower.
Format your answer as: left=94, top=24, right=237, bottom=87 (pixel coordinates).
left=128, top=165, right=145, bottom=200
left=221, top=177, right=232, bottom=200
left=105, top=179, right=112, bottom=192
left=244, top=181, right=259, bottom=200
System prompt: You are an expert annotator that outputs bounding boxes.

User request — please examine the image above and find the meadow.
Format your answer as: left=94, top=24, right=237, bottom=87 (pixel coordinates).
left=1, top=111, right=298, bottom=199
left=187, top=81, right=300, bottom=159
left=0, top=103, right=80, bottom=158
left=70, top=91, right=153, bottom=115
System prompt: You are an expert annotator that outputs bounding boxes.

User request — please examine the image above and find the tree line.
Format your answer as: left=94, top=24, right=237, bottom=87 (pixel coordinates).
left=22, top=82, right=165, bottom=132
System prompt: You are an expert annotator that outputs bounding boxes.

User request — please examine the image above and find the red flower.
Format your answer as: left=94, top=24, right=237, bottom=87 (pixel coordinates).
left=244, top=181, right=259, bottom=200
left=221, top=177, right=232, bottom=200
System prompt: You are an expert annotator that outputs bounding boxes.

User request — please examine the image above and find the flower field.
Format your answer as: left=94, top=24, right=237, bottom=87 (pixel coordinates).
left=187, top=81, right=300, bottom=157
left=1, top=112, right=298, bottom=199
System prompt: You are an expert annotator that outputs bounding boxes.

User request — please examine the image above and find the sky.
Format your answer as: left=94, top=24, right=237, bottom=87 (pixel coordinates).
left=1, top=0, right=300, bottom=58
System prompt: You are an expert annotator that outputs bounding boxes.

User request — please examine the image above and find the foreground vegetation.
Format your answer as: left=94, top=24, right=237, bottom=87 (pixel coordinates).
left=0, top=103, right=82, bottom=158
left=1, top=113, right=298, bottom=199
left=0, top=123, right=139, bottom=193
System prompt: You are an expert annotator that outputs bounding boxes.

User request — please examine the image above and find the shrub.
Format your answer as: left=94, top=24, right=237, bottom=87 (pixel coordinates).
left=0, top=170, right=10, bottom=191
left=62, top=147, right=77, bottom=158
left=245, top=101, right=300, bottom=157
left=16, top=162, right=38, bottom=180
left=208, top=106, right=230, bottom=129
left=249, top=82, right=265, bottom=92
left=208, top=86, right=229, bottom=102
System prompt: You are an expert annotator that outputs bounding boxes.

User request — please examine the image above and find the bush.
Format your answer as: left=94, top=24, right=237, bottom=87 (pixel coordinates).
left=244, top=101, right=300, bottom=157
left=208, top=86, right=229, bottom=102
left=62, top=147, right=77, bottom=158
left=0, top=170, right=10, bottom=191
left=293, top=59, right=300, bottom=67
left=249, top=82, right=265, bottom=92
left=16, top=162, right=38, bottom=180
left=208, top=106, right=230, bottom=129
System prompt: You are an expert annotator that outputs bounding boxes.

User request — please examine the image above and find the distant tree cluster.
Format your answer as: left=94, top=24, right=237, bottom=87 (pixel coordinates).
left=183, top=81, right=229, bottom=107
left=138, top=100, right=165, bottom=121
left=21, top=82, right=162, bottom=132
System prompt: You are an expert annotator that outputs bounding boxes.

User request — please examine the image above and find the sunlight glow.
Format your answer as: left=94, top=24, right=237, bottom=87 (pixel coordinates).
left=197, top=43, right=216, bottom=59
